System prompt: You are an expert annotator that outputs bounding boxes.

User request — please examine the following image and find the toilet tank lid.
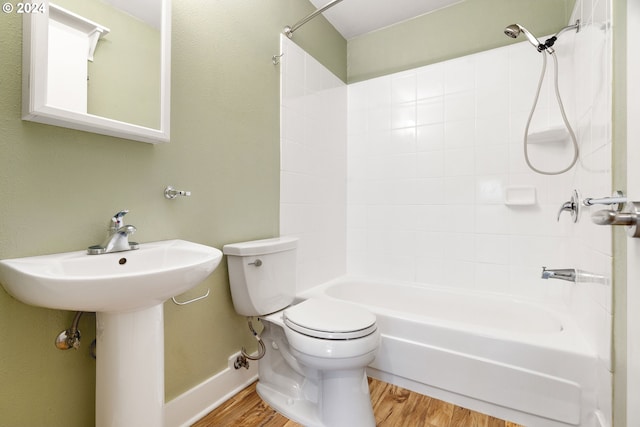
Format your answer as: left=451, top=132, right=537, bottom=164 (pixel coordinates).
left=223, top=236, right=298, bottom=256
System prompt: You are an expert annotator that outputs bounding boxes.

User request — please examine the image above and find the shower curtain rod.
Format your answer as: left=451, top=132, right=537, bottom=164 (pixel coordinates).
left=283, top=0, right=345, bottom=38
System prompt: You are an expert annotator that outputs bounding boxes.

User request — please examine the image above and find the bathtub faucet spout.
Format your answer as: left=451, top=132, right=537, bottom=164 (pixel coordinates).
left=541, top=266, right=576, bottom=282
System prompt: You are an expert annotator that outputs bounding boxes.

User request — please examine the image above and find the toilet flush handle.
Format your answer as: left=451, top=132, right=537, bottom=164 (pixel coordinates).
left=248, top=259, right=262, bottom=267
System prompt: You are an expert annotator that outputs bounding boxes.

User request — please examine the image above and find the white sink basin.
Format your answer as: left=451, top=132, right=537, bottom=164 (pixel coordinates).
left=0, top=239, right=222, bottom=312
left=0, top=238, right=223, bottom=426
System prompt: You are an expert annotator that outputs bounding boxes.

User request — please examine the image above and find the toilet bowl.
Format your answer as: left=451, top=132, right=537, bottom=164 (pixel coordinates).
left=223, top=237, right=380, bottom=427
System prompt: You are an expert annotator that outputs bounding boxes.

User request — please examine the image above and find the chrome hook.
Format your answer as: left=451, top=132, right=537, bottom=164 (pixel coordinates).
left=164, top=186, right=191, bottom=199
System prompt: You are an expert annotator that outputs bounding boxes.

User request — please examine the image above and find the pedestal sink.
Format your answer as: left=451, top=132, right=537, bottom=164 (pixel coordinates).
left=0, top=239, right=223, bottom=427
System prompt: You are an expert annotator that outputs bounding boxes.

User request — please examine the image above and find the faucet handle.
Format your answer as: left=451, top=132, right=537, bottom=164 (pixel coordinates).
left=556, top=201, right=575, bottom=221
left=557, top=190, right=580, bottom=223
left=110, top=210, right=130, bottom=228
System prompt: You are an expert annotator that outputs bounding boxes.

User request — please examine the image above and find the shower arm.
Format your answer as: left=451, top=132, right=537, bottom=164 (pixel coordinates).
left=283, top=0, right=345, bottom=38
left=553, top=20, right=581, bottom=38
left=543, top=20, right=581, bottom=52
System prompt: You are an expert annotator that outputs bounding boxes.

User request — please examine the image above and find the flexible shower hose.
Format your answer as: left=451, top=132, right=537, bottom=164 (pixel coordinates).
left=523, top=51, right=579, bottom=175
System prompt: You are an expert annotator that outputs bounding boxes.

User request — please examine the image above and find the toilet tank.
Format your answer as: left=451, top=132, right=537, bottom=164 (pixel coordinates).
left=222, top=237, right=298, bottom=317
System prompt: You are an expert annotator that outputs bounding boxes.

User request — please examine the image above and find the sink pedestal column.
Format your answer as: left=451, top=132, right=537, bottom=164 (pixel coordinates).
left=96, top=304, right=165, bottom=427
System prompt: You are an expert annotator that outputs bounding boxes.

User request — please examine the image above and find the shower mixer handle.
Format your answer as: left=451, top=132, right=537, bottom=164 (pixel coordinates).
left=557, top=201, right=575, bottom=221
left=557, top=190, right=580, bottom=222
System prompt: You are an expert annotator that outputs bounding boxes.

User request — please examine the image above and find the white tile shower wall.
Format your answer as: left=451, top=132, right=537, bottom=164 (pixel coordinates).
left=280, top=0, right=611, bottom=421
left=567, top=0, right=613, bottom=423
left=347, top=0, right=612, bottom=422
left=279, top=36, right=348, bottom=292
left=348, top=12, right=610, bottom=291
left=348, top=42, right=577, bottom=298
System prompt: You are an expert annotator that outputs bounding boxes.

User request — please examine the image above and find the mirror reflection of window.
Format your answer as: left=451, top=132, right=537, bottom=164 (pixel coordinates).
left=52, top=0, right=161, bottom=129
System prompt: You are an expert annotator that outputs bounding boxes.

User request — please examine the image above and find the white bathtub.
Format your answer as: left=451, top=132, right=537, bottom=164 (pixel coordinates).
left=300, top=277, right=599, bottom=427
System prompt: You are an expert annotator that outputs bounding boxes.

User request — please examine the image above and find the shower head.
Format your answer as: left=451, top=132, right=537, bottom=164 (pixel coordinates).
left=503, top=24, right=521, bottom=38
left=504, top=24, right=545, bottom=52
left=505, top=20, right=581, bottom=54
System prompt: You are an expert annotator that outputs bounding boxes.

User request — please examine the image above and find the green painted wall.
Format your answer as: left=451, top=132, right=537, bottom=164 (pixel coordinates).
left=347, top=0, right=576, bottom=83
left=0, top=0, right=344, bottom=425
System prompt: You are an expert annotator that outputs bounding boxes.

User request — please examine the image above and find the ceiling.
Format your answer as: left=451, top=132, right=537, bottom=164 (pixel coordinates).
left=307, top=0, right=464, bottom=40
left=101, top=0, right=463, bottom=38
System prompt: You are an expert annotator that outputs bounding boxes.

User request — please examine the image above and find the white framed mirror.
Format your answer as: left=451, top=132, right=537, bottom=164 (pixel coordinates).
left=22, top=0, right=171, bottom=144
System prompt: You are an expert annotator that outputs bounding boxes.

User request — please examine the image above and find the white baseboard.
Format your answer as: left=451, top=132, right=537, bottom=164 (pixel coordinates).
left=164, top=352, right=258, bottom=427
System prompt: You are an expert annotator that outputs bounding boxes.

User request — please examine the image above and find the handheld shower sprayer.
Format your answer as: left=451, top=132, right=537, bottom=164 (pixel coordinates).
left=504, top=24, right=545, bottom=52
left=504, top=21, right=580, bottom=54
left=504, top=20, right=581, bottom=175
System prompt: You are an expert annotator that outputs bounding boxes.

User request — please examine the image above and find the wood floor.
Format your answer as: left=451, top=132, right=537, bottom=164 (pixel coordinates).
left=193, top=378, right=525, bottom=427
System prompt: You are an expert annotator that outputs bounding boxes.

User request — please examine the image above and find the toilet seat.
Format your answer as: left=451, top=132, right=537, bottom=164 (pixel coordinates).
left=283, top=298, right=377, bottom=340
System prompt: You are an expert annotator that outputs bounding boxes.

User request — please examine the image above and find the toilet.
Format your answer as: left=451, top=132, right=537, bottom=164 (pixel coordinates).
left=223, top=237, right=380, bottom=427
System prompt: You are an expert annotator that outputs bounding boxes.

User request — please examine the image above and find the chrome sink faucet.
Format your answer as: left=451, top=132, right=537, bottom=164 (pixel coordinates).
left=541, top=266, right=576, bottom=282
left=87, top=210, right=139, bottom=255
